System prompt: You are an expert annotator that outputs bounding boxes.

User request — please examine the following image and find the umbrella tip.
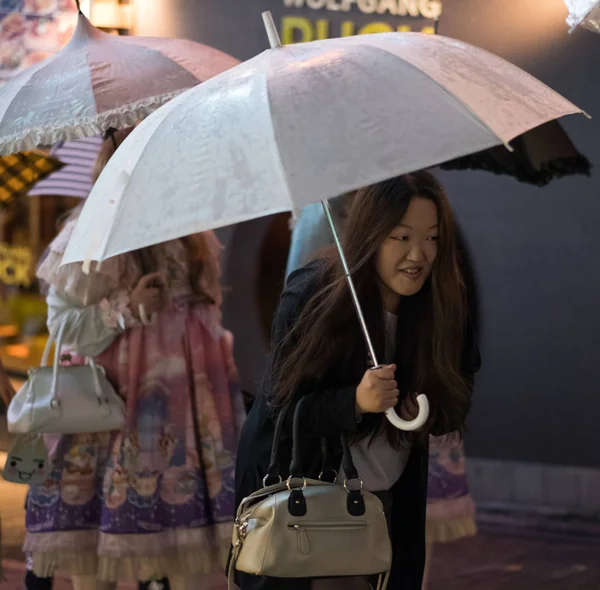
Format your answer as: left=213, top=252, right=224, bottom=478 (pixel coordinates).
left=262, top=11, right=282, bottom=49
left=75, top=0, right=83, bottom=14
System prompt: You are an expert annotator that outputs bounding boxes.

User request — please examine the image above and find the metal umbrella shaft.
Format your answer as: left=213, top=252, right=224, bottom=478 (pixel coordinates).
left=321, top=200, right=378, bottom=364
left=320, top=199, right=430, bottom=431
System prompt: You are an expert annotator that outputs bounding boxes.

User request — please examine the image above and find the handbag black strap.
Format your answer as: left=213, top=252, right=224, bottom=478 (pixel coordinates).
left=289, top=397, right=365, bottom=517
left=263, top=403, right=288, bottom=485
left=264, top=398, right=360, bottom=484
left=319, top=437, right=337, bottom=482
left=289, top=397, right=360, bottom=481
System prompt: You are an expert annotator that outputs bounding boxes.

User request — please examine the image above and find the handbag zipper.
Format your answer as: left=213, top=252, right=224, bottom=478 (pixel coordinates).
left=288, top=521, right=367, bottom=554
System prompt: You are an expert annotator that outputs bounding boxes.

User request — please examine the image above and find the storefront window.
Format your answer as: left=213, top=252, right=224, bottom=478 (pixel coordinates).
left=0, top=195, right=78, bottom=376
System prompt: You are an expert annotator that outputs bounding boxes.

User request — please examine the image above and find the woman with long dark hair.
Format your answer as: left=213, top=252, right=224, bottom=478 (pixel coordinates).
left=234, top=171, right=481, bottom=589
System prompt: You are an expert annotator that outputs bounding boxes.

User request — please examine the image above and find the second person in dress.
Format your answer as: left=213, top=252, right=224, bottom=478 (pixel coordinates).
left=26, top=129, right=246, bottom=590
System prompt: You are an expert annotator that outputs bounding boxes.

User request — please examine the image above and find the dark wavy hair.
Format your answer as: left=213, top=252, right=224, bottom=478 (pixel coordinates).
left=271, top=171, right=471, bottom=446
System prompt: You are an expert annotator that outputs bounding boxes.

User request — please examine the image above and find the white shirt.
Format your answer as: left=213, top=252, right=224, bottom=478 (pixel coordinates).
left=339, top=310, right=411, bottom=492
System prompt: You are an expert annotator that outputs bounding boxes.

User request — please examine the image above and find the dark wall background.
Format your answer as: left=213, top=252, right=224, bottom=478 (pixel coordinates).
left=135, top=0, right=599, bottom=468
left=435, top=0, right=599, bottom=468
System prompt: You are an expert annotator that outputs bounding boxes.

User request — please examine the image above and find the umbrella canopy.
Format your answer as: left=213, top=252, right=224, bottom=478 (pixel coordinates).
left=565, top=0, right=600, bottom=32
left=440, top=120, right=591, bottom=185
left=0, top=150, right=63, bottom=206
left=63, top=16, right=589, bottom=432
left=28, top=136, right=102, bottom=198
left=62, top=30, right=586, bottom=269
left=0, top=10, right=239, bottom=155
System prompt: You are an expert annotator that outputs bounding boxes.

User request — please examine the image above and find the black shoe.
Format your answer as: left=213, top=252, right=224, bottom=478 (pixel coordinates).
left=25, top=571, right=53, bottom=590
left=138, top=579, right=170, bottom=590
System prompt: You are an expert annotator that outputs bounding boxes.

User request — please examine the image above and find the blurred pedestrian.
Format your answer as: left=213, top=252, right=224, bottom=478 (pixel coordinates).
left=0, top=355, right=14, bottom=408
left=25, top=129, right=246, bottom=590
left=423, top=437, right=477, bottom=588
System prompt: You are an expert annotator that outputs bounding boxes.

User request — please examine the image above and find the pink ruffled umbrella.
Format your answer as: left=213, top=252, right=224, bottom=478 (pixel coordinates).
left=0, top=2, right=238, bottom=155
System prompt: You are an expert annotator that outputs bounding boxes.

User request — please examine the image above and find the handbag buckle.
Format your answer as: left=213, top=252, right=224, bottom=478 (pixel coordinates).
left=262, top=474, right=282, bottom=487
left=343, top=477, right=364, bottom=492
left=286, top=476, right=307, bottom=492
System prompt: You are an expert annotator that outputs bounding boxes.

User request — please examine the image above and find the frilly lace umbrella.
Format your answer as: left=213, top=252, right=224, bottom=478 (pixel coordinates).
left=439, top=119, right=591, bottom=185
left=63, top=13, right=590, bottom=430
left=0, top=1, right=238, bottom=155
left=565, top=0, right=600, bottom=33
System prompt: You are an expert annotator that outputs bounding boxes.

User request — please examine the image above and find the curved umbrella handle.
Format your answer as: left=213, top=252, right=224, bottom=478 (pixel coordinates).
left=385, top=394, right=430, bottom=431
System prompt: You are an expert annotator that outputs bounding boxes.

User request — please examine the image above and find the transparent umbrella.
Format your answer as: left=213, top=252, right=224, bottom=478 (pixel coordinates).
left=62, top=12, right=589, bottom=430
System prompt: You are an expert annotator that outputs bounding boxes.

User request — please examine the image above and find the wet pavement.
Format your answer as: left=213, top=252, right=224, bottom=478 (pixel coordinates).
left=428, top=533, right=599, bottom=589
left=2, top=472, right=599, bottom=589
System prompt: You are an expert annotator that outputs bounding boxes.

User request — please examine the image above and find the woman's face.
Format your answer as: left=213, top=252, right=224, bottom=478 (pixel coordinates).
left=374, top=196, right=439, bottom=310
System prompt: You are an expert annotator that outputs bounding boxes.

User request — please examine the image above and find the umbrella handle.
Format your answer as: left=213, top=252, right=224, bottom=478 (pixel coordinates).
left=385, top=394, right=430, bottom=432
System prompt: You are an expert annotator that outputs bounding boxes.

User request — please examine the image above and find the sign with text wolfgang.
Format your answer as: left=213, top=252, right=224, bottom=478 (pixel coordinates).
left=278, top=0, right=441, bottom=42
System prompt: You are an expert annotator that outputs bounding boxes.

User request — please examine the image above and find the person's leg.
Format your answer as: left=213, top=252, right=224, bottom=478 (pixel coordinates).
left=24, top=553, right=53, bottom=590
left=25, top=570, right=54, bottom=590
left=422, top=541, right=434, bottom=590
left=71, top=575, right=116, bottom=590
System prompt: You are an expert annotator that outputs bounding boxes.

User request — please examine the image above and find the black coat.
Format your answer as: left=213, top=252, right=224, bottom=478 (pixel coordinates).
left=233, top=262, right=481, bottom=590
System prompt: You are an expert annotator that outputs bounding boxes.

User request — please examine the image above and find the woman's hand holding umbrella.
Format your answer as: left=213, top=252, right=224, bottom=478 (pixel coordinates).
left=356, top=365, right=428, bottom=430
left=130, top=272, right=165, bottom=325
left=356, top=364, right=399, bottom=417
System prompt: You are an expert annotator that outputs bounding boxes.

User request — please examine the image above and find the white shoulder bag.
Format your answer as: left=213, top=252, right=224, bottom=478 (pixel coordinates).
left=7, top=321, right=126, bottom=434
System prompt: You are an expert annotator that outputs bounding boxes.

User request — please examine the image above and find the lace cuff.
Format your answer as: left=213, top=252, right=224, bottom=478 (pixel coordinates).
left=98, top=291, right=139, bottom=331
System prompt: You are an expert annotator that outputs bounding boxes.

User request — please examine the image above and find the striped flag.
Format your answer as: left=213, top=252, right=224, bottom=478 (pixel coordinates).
left=28, top=136, right=102, bottom=199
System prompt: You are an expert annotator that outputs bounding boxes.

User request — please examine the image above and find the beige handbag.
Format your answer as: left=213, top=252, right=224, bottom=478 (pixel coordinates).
left=7, top=321, right=125, bottom=435
left=229, top=399, right=392, bottom=589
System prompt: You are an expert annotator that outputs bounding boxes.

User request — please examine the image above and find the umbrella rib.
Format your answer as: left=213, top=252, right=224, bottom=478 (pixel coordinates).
left=82, top=165, right=136, bottom=272
left=262, top=56, right=296, bottom=214
left=84, top=43, right=101, bottom=126
left=86, top=95, right=190, bottom=265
